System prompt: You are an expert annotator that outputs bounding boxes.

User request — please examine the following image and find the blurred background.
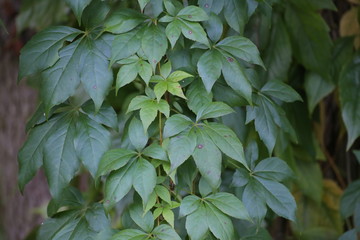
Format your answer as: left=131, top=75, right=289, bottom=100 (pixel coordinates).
left=0, top=0, right=359, bottom=239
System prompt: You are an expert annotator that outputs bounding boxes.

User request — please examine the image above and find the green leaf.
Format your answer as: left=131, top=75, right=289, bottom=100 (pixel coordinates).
left=163, top=114, right=193, bottom=138
left=38, top=204, right=110, bottom=240
left=168, top=71, right=193, bottom=82
left=65, top=0, right=92, bottom=25
left=206, top=192, right=250, bottom=220
left=168, top=131, right=197, bottom=170
left=206, top=203, right=235, bottom=240
left=304, top=72, right=335, bottom=114
left=160, top=61, right=172, bottom=78
left=339, top=55, right=360, bottom=150
left=221, top=54, right=252, bottom=104
left=81, top=0, right=109, bottom=28
left=167, top=82, right=187, bottom=99
left=185, top=204, right=209, bottom=240
left=79, top=36, right=114, bottom=111
left=76, top=114, right=111, bottom=177
left=104, top=162, right=136, bottom=210
left=199, top=0, right=225, bottom=14
left=242, top=178, right=267, bottom=221
left=162, top=207, right=175, bottom=227
left=111, top=30, right=142, bottom=66
left=127, top=95, right=150, bottom=113
left=232, top=168, right=250, bottom=187
left=133, top=158, right=157, bottom=204
left=111, top=229, right=148, bottom=240
left=340, top=180, right=360, bottom=218
left=40, top=40, right=83, bottom=115
left=261, top=80, right=302, bottom=103
left=285, top=4, right=332, bottom=76
left=204, top=122, right=247, bottom=168
left=129, top=203, right=154, bottom=232
left=141, top=25, right=168, bottom=67
left=155, top=185, right=171, bottom=204
left=116, top=62, right=138, bottom=90
left=18, top=26, right=82, bottom=81
left=153, top=224, right=181, bottom=240
left=137, top=60, right=153, bottom=85
left=129, top=117, right=149, bottom=150
left=177, top=6, right=209, bottom=22
left=43, top=114, right=79, bottom=198
left=105, top=8, right=147, bottom=34
left=165, top=20, right=182, bottom=48
left=154, top=81, right=168, bottom=101
left=139, top=100, right=161, bottom=131
left=192, top=130, right=222, bottom=189
left=180, top=195, right=201, bottom=217
left=81, top=101, right=118, bottom=129
left=96, top=148, right=137, bottom=179
left=18, top=114, right=62, bottom=192
left=138, top=0, right=151, bottom=11
left=255, top=177, right=296, bottom=221
left=197, top=50, right=223, bottom=92
left=47, top=186, right=84, bottom=217
left=217, top=36, right=264, bottom=68
left=186, top=80, right=213, bottom=114
left=196, top=102, right=234, bottom=121
left=224, top=0, right=247, bottom=33
left=253, top=157, right=293, bottom=182
left=179, top=19, right=209, bottom=46
left=143, top=143, right=167, bottom=161
left=203, top=13, right=223, bottom=43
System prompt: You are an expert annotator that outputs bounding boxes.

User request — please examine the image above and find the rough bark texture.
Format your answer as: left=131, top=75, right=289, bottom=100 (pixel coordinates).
left=0, top=0, right=50, bottom=239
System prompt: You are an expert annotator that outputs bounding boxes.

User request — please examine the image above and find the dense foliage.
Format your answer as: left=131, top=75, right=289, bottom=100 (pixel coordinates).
left=16, top=0, right=360, bottom=239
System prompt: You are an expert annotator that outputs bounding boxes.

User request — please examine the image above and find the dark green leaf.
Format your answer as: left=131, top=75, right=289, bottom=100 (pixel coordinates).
left=81, top=101, right=118, bottom=129
left=206, top=203, right=234, bottom=240
left=143, top=143, right=167, bottom=161
left=224, top=0, right=247, bottom=34
left=185, top=204, right=209, bottom=240
left=111, top=30, right=142, bottom=65
left=111, top=229, right=147, bottom=240
left=206, top=192, right=250, bottom=220
left=81, top=0, right=110, bottom=28
left=253, top=157, right=293, bottom=182
left=168, top=130, right=197, bottom=170
left=177, top=6, right=209, bottom=22
left=340, top=180, right=360, bottom=218
left=163, top=114, right=193, bottom=138
left=65, top=0, right=92, bottom=24
left=217, top=36, right=264, bottom=68
left=196, top=102, right=234, bottom=121
left=18, top=26, right=82, bottom=81
left=242, top=178, right=267, bottom=221
left=261, top=80, right=302, bottom=103
left=153, top=224, right=181, bottom=240
left=179, top=19, right=209, bottom=46
left=96, top=148, right=136, bottom=179
left=133, top=158, right=157, bottom=204
left=105, top=9, right=146, bottom=34
left=203, top=13, right=223, bottom=43
left=129, top=117, right=149, bottom=150
left=197, top=50, right=223, bottom=92
left=129, top=203, right=154, bottom=232
left=141, top=25, right=168, bottom=67
left=116, top=62, right=138, bottom=90
left=180, top=195, right=201, bottom=217
left=186, top=79, right=213, bottom=114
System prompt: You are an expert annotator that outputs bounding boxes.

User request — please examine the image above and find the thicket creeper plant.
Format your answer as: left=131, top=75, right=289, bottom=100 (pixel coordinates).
left=16, top=0, right=360, bottom=239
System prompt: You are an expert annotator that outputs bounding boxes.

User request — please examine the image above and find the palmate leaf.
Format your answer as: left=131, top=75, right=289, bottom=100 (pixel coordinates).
left=224, top=0, right=247, bottom=34
left=261, top=80, right=302, bottom=103
left=105, top=8, right=147, bottom=34
left=38, top=203, right=110, bottom=240
left=110, top=29, right=142, bottom=66
left=168, top=130, right=197, bottom=170
left=133, top=158, right=157, bottom=204
left=64, top=0, right=92, bottom=25
left=141, top=24, right=168, bottom=68
left=185, top=204, right=209, bottom=240
left=197, top=49, right=223, bottom=92
left=18, top=26, right=82, bottom=81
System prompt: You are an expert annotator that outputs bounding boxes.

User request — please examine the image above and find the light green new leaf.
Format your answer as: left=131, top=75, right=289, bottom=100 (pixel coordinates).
left=192, top=131, right=222, bottom=189
left=180, top=195, right=201, bottom=217
left=18, top=114, right=62, bottom=192
left=43, top=114, right=79, bottom=198
left=305, top=72, right=335, bottom=114
left=204, top=122, right=247, bottom=168
left=111, top=229, right=148, bottom=240
left=133, top=158, right=157, bottom=204
left=155, top=185, right=171, bottom=204
left=129, top=117, right=149, bottom=150
left=179, top=19, right=209, bottom=46
left=197, top=50, right=223, bottom=92
left=137, top=60, right=152, bottom=85
left=41, top=40, right=83, bottom=115
left=153, top=224, right=181, bottom=240
left=105, top=8, right=147, bottom=34
left=129, top=203, right=154, bottom=232
left=154, top=81, right=168, bottom=101
left=111, top=30, right=142, bottom=66
left=166, top=20, right=182, bottom=48
left=163, top=114, right=193, bottom=138
left=162, top=207, right=175, bottom=227
left=221, top=54, right=252, bottom=104
left=116, top=62, right=138, bottom=91
left=217, top=36, right=264, bottom=68
left=339, top=55, right=360, bottom=150
left=196, top=102, right=234, bottom=121
left=76, top=114, right=111, bottom=178
left=253, top=157, right=293, bottom=182
left=141, top=25, right=168, bottom=67
left=139, top=101, right=160, bottom=131
left=127, top=95, right=150, bottom=113
left=167, top=82, right=187, bottom=99
left=65, top=0, right=92, bottom=25
left=168, top=131, right=197, bottom=170
left=224, top=0, right=247, bottom=33
left=18, top=26, right=82, bottom=81
left=177, top=6, right=209, bottom=22
left=185, top=204, right=209, bottom=240
left=255, top=177, right=296, bottom=221
left=168, top=70, right=193, bottom=82
left=206, top=192, right=250, bottom=220
left=160, top=61, right=172, bottom=78
left=206, top=203, right=235, bottom=240
left=96, top=148, right=136, bottom=180
left=261, top=80, right=302, bottom=103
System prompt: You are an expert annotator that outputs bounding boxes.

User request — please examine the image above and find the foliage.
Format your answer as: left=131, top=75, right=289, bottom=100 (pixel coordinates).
left=17, top=0, right=360, bottom=239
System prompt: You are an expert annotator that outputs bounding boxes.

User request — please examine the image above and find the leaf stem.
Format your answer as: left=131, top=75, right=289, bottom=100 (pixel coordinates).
left=159, top=111, right=163, bottom=144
